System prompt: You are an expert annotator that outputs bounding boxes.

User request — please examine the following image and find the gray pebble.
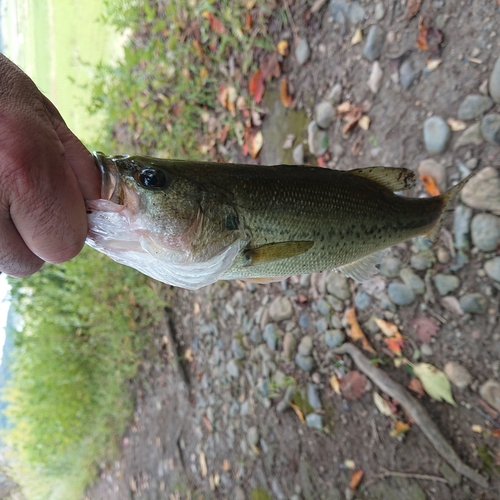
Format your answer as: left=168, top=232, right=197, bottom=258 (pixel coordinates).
left=263, top=323, right=279, bottom=351
left=325, top=329, right=346, bottom=348
left=355, top=291, right=371, bottom=310
left=247, top=426, right=260, bottom=447
left=423, top=116, right=451, bottom=154
left=444, top=361, right=472, bottom=389
left=316, top=299, right=330, bottom=316
left=316, top=317, right=328, bottom=334
left=421, top=343, right=433, bottom=356
left=283, top=332, right=296, bottom=359
left=272, top=479, right=286, bottom=500
left=471, top=213, right=500, bottom=251
left=399, top=268, right=426, bottom=295
left=315, top=101, right=335, bottom=129
left=307, top=120, right=328, bottom=157
left=326, top=272, right=351, bottom=300
left=277, top=385, right=296, bottom=413
left=454, top=122, right=484, bottom=149
left=380, top=293, right=397, bottom=311
left=363, top=25, right=385, bottom=61
left=434, top=274, right=460, bottom=296
left=459, top=293, right=487, bottom=314
left=269, top=296, right=294, bottom=321
left=400, top=60, right=418, bottom=90
left=300, top=274, right=311, bottom=287
left=489, top=56, right=500, bottom=103
left=295, top=38, right=310, bottom=66
left=479, top=379, right=500, bottom=412
left=328, top=82, right=343, bottom=103
left=295, top=353, right=314, bottom=372
left=293, top=144, right=304, bottom=165
left=305, top=413, right=323, bottom=430
left=481, top=113, right=500, bottom=146
left=299, top=313, right=309, bottom=328
left=410, top=253, right=434, bottom=271
left=374, top=2, right=385, bottom=20
left=457, top=94, right=493, bottom=120
left=307, top=383, right=322, bottom=410
left=388, top=282, right=416, bottom=306
left=232, top=338, right=246, bottom=360
left=453, top=205, right=473, bottom=249
left=485, top=257, right=500, bottom=282
left=367, top=61, right=383, bottom=94
left=329, top=0, right=349, bottom=25
left=348, top=1, right=365, bottom=24
left=249, top=325, right=263, bottom=344
left=461, top=167, right=500, bottom=213
left=298, top=335, right=313, bottom=356
left=227, top=359, right=240, bottom=378
left=379, top=256, right=402, bottom=277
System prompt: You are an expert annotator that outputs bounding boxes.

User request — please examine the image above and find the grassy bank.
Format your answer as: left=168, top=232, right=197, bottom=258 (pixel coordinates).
left=2, top=248, right=168, bottom=499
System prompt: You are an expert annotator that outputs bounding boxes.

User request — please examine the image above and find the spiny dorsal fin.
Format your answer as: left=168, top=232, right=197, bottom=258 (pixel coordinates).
left=349, top=167, right=416, bottom=192
left=336, top=249, right=388, bottom=282
left=243, top=241, right=314, bottom=266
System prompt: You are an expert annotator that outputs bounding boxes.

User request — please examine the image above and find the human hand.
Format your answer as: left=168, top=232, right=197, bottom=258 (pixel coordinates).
left=0, top=54, right=101, bottom=277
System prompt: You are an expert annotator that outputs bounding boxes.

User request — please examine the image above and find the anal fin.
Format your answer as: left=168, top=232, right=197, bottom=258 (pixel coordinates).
left=336, top=249, right=387, bottom=282
left=243, top=241, right=313, bottom=266
left=349, top=166, right=416, bottom=192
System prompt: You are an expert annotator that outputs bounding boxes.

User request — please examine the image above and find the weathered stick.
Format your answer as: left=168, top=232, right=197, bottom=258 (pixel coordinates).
left=334, top=342, right=489, bottom=489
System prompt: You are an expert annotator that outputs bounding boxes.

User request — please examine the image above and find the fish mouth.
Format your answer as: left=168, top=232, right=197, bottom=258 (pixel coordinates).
left=92, top=151, right=124, bottom=204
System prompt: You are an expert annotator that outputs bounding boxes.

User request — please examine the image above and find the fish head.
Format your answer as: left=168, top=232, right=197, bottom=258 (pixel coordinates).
left=86, top=152, right=246, bottom=289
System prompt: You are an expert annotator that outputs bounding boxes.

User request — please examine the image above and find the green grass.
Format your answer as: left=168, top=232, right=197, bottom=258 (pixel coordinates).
left=2, top=248, right=169, bottom=499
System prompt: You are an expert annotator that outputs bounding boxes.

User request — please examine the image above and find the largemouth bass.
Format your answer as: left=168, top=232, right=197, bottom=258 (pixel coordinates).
left=86, top=152, right=471, bottom=289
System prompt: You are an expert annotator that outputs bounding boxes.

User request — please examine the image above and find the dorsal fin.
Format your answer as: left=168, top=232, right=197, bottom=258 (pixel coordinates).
left=349, top=167, right=417, bottom=192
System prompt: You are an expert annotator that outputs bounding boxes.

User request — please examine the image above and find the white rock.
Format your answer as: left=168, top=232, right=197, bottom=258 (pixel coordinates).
left=367, top=61, right=383, bottom=94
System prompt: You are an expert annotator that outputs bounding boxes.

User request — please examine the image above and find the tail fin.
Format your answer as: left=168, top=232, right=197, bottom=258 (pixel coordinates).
left=426, top=173, right=474, bottom=242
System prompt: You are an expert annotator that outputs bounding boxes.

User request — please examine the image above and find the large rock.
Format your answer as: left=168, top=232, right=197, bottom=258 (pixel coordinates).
left=363, top=25, right=385, bottom=61
left=457, top=94, right=493, bottom=120
left=423, top=116, right=451, bottom=154
left=461, top=167, right=500, bottom=215
left=489, top=56, right=500, bottom=103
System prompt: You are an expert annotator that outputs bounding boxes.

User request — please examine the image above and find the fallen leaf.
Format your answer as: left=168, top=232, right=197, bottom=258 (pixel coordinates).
left=249, top=69, right=265, bottom=103
left=373, top=392, right=393, bottom=417
left=375, top=318, right=400, bottom=338
left=337, top=101, right=352, bottom=114
left=244, top=12, right=253, bottom=30
left=405, top=0, right=422, bottom=20
left=440, top=296, right=464, bottom=316
left=420, top=174, right=441, bottom=196
left=408, top=377, right=425, bottom=398
left=413, top=362, right=456, bottom=406
left=416, top=20, right=429, bottom=51
left=245, top=0, right=256, bottom=8
left=447, top=118, right=467, bottom=131
left=217, top=124, right=229, bottom=143
left=330, top=375, right=341, bottom=395
left=223, top=459, right=231, bottom=471
left=410, top=316, right=439, bottom=343
left=390, top=420, right=411, bottom=437
left=245, top=129, right=263, bottom=158
left=340, top=370, right=368, bottom=400
left=277, top=40, right=289, bottom=56
left=202, top=11, right=225, bottom=34
left=351, top=28, right=363, bottom=45
left=200, top=451, right=208, bottom=478
left=358, top=115, right=370, bottom=130
left=472, top=424, right=483, bottom=434
left=346, top=308, right=376, bottom=354
left=280, top=78, right=293, bottom=107
left=289, top=402, right=306, bottom=423
left=426, top=58, right=442, bottom=71
left=350, top=470, right=364, bottom=490
left=385, top=337, right=404, bottom=355
left=344, top=459, right=356, bottom=470
left=202, top=415, right=213, bottom=432
left=492, top=429, right=500, bottom=438
left=261, top=52, right=281, bottom=81
left=218, top=85, right=229, bottom=108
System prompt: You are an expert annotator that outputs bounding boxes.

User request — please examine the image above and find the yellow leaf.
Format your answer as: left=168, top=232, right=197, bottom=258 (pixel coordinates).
left=330, top=375, right=341, bottom=395
left=426, top=58, right=442, bottom=71
left=290, top=402, right=305, bottom=423
left=374, top=318, right=400, bottom=338
left=471, top=424, right=483, bottom=434
left=346, top=308, right=376, bottom=354
left=200, top=451, right=208, bottom=478
left=447, top=117, right=467, bottom=131
left=223, top=459, right=231, bottom=471
left=373, top=392, right=393, bottom=417
left=344, top=459, right=356, bottom=470
left=277, top=40, right=289, bottom=56
left=351, top=28, right=363, bottom=45
left=200, top=67, right=209, bottom=79
left=358, top=115, right=370, bottom=130
left=390, top=420, right=411, bottom=437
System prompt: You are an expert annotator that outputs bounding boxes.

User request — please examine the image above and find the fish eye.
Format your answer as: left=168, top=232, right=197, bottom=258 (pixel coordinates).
left=135, top=168, right=169, bottom=190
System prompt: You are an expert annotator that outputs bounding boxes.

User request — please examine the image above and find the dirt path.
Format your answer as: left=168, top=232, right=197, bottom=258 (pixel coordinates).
left=87, top=1, right=500, bottom=499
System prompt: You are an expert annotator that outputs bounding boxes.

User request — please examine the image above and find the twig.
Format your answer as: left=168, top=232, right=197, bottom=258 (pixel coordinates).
left=310, top=0, right=328, bottom=14
left=333, top=343, right=489, bottom=489
left=364, top=468, right=448, bottom=488
left=161, top=314, right=190, bottom=388
left=283, top=0, right=298, bottom=41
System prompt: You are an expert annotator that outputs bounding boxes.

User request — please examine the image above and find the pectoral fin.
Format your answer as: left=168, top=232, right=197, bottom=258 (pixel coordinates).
left=349, top=166, right=416, bottom=192
left=243, top=241, right=314, bottom=266
left=336, top=249, right=387, bottom=282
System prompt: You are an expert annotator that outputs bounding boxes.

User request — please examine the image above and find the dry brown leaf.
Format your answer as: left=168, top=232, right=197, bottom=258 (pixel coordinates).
left=330, top=375, right=341, bottom=395
left=202, top=11, right=225, bottom=34
left=408, top=377, right=425, bottom=398
left=261, top=52, right=281, bottom=81
left=346, top=308, right=376, bottom=354
left=491, top=429, right=500, bottom=438
left=202, top=415, right=213, bottom=432
left=420, top=174, right=441, bottom=196
left=447, top=117, right=467, bottom=131
left=280, top=78, right=293, bottom=107
left=289, top=402, right=306, bottom=423
left=426, top=58, right=442, bottom=72
left=351, top=28, right=363, bottom=45
left=390, top=420, right=411, bottom=437
left=441, top=296, right=464, bottom=316
left=340, top=370, right=368, bottom=400
left=277, top=40, right=289, bottom=56
left=410, top=316, right=439, bottom=343
left=358, top=115, right=370, bottom=130
left=350, top=470, right=364, bottom=490
left=405, top=0, right=423, bottom=20
left=222, top=459, right=231, bottom=471
left=375, top=318, right=400, bottom=338
left=337, top=101, right=352, bottom=114
left=200, top=451, right=208, bottom=478
left=248, top=69, right=265, bottom=103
